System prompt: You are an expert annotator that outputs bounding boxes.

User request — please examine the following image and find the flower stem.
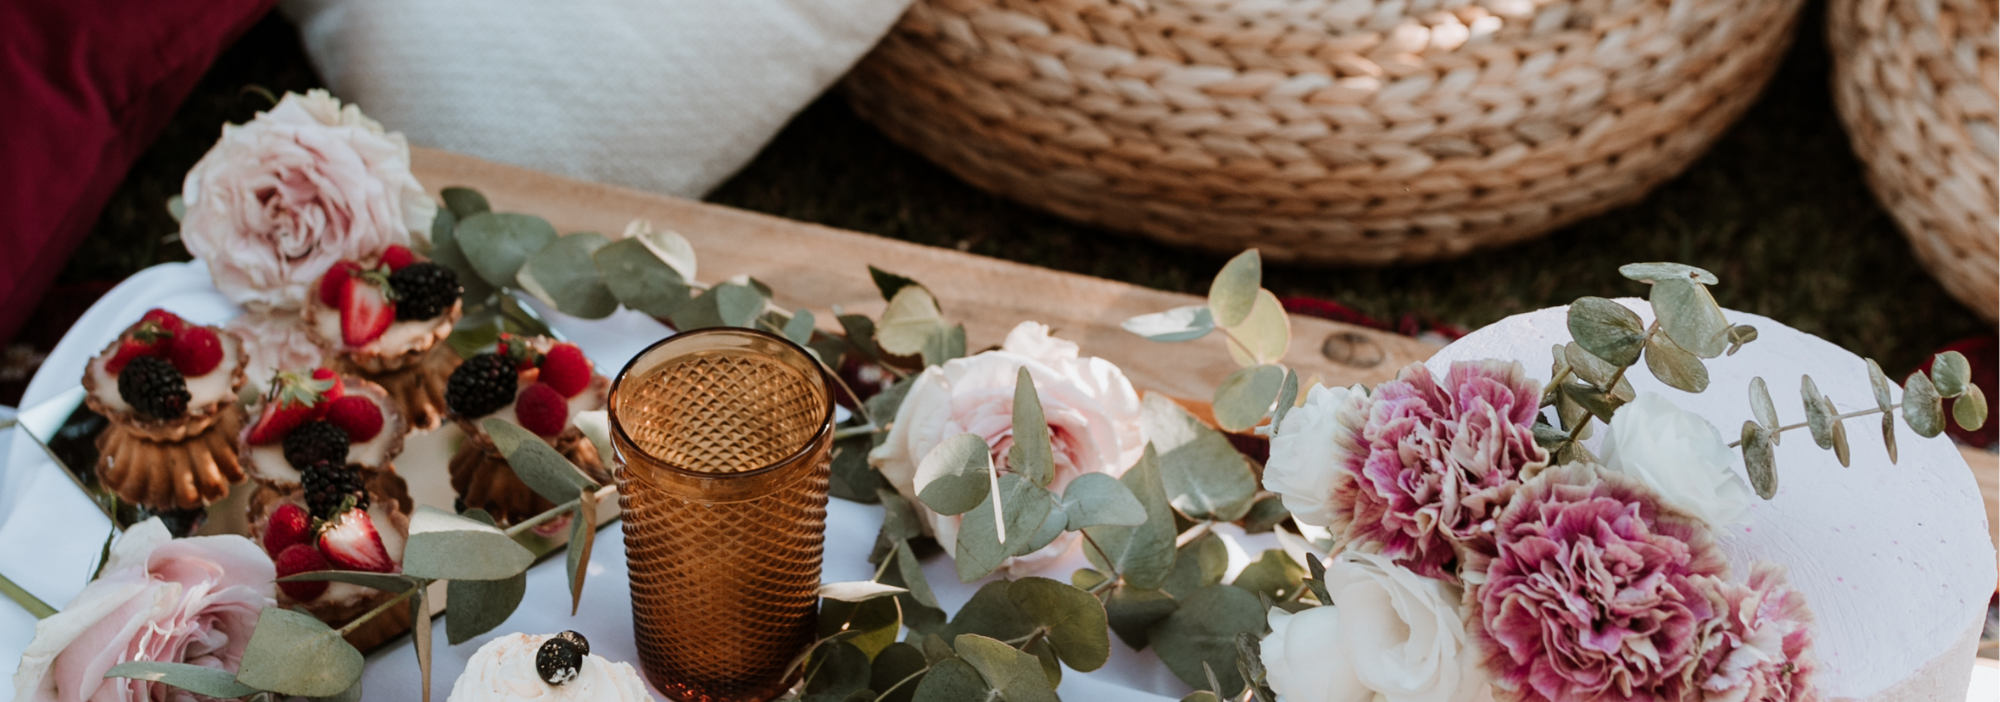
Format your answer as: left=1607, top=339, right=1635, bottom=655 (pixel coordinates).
left=338, top=586, right=419, bottom=637
left=1726, top=405, right=1899, bottom=448
left=0, top=571, right=55, bottom=620
left=503, top=485, right=617, bottom=538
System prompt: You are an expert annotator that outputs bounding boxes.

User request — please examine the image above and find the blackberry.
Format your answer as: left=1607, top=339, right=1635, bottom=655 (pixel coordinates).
left=553, top=630, right=589, bottom=655
left=535, top=636, right=583, bottom=685
left=301, top=460, right=369, bottom=520
left=447, top=353, right=518, bottom=418
left=389, top=262, right=461, bottom=321
left=283, top=420, right=351, bottom=468
left=117, top=356, right=189, bottom=419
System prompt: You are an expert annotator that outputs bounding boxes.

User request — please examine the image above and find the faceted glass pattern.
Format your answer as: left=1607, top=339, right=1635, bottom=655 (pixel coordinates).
left=609, top=329, right=835, bottom=702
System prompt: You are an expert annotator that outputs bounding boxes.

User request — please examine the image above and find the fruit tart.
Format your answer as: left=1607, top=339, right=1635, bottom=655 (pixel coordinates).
left=84, top=309, right=250, bottom=510
left=239, top=368, right=408, bottom=488
left=306, top=244, right=464, bottom=430
left=249, top=461, right=414, bottom=649
left=445, top=335, right=612, bottom=524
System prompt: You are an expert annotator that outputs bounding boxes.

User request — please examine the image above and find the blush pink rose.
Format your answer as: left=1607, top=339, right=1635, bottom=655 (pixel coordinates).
left=869, top=322, right=1144, bottom=573
left=12, top=519, right=277, bottom=702
left=180, top=89, right=435, bottom=311
left=224, top=311, right=324, bottom=393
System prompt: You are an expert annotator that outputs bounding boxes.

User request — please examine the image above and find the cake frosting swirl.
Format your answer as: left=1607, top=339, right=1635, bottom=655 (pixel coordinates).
left=447, top=633, right=651, bottom=702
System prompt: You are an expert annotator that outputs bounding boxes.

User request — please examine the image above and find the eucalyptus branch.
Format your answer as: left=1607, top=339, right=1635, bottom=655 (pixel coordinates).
left=0, top=570, right=56, bottom=620
left=875, top=666, right=932, bottom=699
left=1078, top=530, right=1121, bottom=585
left=1727, top=405, right=1900, bottom=448
left=504, top=485, right=618, bottom=538
left=338, top=586, right=420, bottom=637
left=1558, top=320, right=1658, bottom=450
left=831, top=424, right=880, bottom=441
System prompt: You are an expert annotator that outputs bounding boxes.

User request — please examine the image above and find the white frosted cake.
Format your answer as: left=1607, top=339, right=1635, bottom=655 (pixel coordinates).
left=1426, top=300, right=1993, bottom=702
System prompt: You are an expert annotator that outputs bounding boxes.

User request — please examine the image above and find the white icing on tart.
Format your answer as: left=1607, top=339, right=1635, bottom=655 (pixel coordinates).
left=242, top=378, right=407, bottom=485
left=86, top=327, right=242, bottom=415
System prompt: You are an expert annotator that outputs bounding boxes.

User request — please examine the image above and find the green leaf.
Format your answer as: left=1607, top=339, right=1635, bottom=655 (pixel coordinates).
left=1740, top=421, right=1777, bottom=500
left=1016, top=500, right=1068, bottom=557
left=822, top=581, right=911, bottom=602
left=1802, top=376, right=1836, bottom=449
left=1008, top=577, right=1112, bottom=672
left=1144, top=394, right=1259, bottom=521
left=1072, top=568, right=1110, bottom=591
left=1222, top=290, right=1291, bottom=368
left=1236, top=632, right=1273, bottom=702
left=784, top=309, right=818, bottom=347
left=278, top=570, right=418, bottom=593
left=1867, top=359, right=1895, bottom=412
left=1650, top=276, right=1729, bottom=359
left=441, top=187, right=491, bottom=219
left=922, top=323, right=967, bottom=368
left=877, top=286, right=945, bottom=357
left=483, top=419, right=600, bottom=505
left=1562, top=344, right=1634, bottom=401
left=1060, top=472, right=1146, bottom=529
left=838, top=314, right=882, bottom=362
left=1932, top=351, right=1973, bottom=398
left=803, top=641, right=874, bottom=701
left=633, top=226, right=698, bottom=282
left=1880, top=412, right=1895, bottom=465
left=867, top=376, right=916, bottom=426
left=446, top=571, right=527, bottom=645
left=1149, top=585, right=1266, bottom=697
left=832, top=436, right=888, bottom=504
left=1213, top=364, right=1284, bottom=432
left=428, top=212, right=496, bottom=307
left=1749, top=376, right=1780, bottom=440
left=1183, top=693, right=1222, bottom=702
left=955, top=634, right=1059, bottom=702
left=1010, top=368, right=1055, bottom=487
left=1105, top=584, right=1178, bottom=649
left=1619, top=262, right=1718, bottom=285
left=671, top=282, right=766, bottom=331
left=456, top=212, right=558, bottom=288
left=821, top=595, right=902, bottom=660
left=235, top=607, right=363, bottom=697
left=1833, top=415, right=1852, bottom=468
left=1270, top=369, right=1300, bottom=434
left=1208, top=250, right=1262, bottom=328
left=911, top=658, right=989, bottom=702
left=1124, top=306, right=1216, bottom=342
left=1024, top=638, right=1062, bottom=688
left=1955, top=384, right=1989, bottom=431
left=566, top=487, right=600, bottom=615
left=1239, top=494, right=1289, bottom=534
left=869, top=266, right=923, bottom=302
left=409, top=585, right=433, bottom=701
left=1725, top=324, right=1758, bottom=356
left=870, top=643, right=930, bottom=702
left=593, top=238, right=691, bottom=317
left=1567, top=297, right=1646, bottom=366
left=915, top=433, right=993, bottom=516
left=1644, top=332, right=1710, bottom=393
left=1083, top=444, right=1178, bottom=589
left=311, top=680, right=364, bottom=702
left=104, top=662, right=259, bottom=698
left=520, top=232, right=617, bottom=318
left=1162, top=531, right=1229, bottom=601
left=1231, top=550, right=1305, bottom=602
left=1302, top=554, right=1332, bottom=605
left=955, top=475, right=1057, bottom=582
left=403, top=506, right=536, bottom=580
left=895, top=540, right=939, bottom=609
left=1903, top=371, right=1945, bottom=438
left=943, top=581, right=1035, bottom=643
left=877, top=488, right=925, bottom=547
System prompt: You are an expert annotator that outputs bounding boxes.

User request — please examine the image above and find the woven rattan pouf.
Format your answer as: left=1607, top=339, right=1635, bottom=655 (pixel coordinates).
left=1830, top=0, right=1998, bottom=322
left=844, top=0, right=1807, bottom=264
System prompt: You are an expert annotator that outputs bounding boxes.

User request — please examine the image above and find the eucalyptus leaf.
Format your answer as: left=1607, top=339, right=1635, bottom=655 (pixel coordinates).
left=895, top=540, right=939, bottom=609
left=1072, top=568, right=1111, bottom=591
left=1644, top=332, right=1710, bottom=393
left=1725, top=324, right=1758, bottom=356
left=803, top=641, right=874, bottom=701
left=839, top=314, right=882, bottom=362
left=441, top=187, right=491, bottom=219
left=278, top=570, right=417, bottom=593
left=1208, top=250, right=1262, bottom=328
left=1018, top=503, right=1068, bottom=557
left=446, top=571, right=527, bottom=645
left=1566, top=297, right=1646, bottom=366
left=878, top=488, right=925, bottom=548
left=832, top=437, right=888, bottom=504
left=1932, top=351, right=1972, bottom=398
left=1619, top=262, right=1718, bottom=285
left=870, top=643, right=929, bottom=702
left=1650, top=277, right=1729, bottom=358
left=1802, top=376, right=1835, bottom=449
left=943, top=581, right=1035, bottom=644
left=1213, top=365, right=1284, bottom=433
left=1184, top=693, right=1222, bottom=702
left=1881, top=412, right=1896, bottom=465
left=671, top=282, right=766, bottom=331
left=1143, top=394, right=1258, bottom=521
left=1563, top=342, right=1621, bottom=391
left=1149, top=585, right=1266, bottom=697
left=312, top=680, right=364, bottom=702
left=456, top=212, right=558, bottom=288
left=1105, top=585, right=1179, bottom=649
left=1832, top=415, right=1852, bottom=468
left=1740, top=421, right=1777, bottom=500
left=784, top=309, right=818, bottom=347
left=915, top=433, right=994, bottom=516
left=955, top=635, right=1060, bottom=702
left=1867, top=359, right=1895, bottom=412
left=1060, top=472, right=1147, bottom=530
left=869, top=266, right=923, bottom=302
left=566, top=487, right=600, bottom=615
left=404, top=506, right=536, bottom=581
left=1082, top=444, right=1177, bottom=589
left=1162, top=531, right=1229, bottom=601
left=1008, top=577, right=1112, bottom=672
left=593, top=238, right=690, bottom=317
left=923, top=324, right=967, bottom=368
left=1749, top=377, right=1779, bottom=440
left=956, top=475, right=1056, bottom=582
left=877, top=286, right=945, bottom=357
left=1222, top=290, right=1291, bottom=368
left=234, top=607, right=364, bottom=697
left=1562, top=382, right=1624, bottom=424
left=1903, top=371, right=1945, bottom=438
left=1231, top=550, right=1305, bottom=602
left=104, top=662, right=259, bottom=698
left=1239, top=494, right=1290, bottom=534
left=1124, top=306, right=1217, bottom=342
left=1010, top=368, right=1055, bottom=487
left=166, top=194, right=188, bottom=223
left=822, top=596, right=902, bottom=660
left=410, top=585, right=433, bottom=701
left=1955, top=384, right=1989, bottom=431
left=1270, top=369, right=1300, bottom=434
left=822, top=581, right=911, bottom=602
left=1236, top=633, right=1273, bottom=702
left=483, top=419, right=600, bottom=504
left=1302, top=555, right=1331, bottom=605
left=633, top=226, right=698, bottom=282
left=911, top=658, right=989, bottom=702
left=523, top=232, right=618, bottom=318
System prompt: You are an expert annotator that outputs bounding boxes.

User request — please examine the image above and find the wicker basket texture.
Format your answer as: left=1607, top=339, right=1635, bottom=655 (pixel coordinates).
left=1831, top=0, right=1998, bottom=322
left=843, top=0, right=1808, bottom=265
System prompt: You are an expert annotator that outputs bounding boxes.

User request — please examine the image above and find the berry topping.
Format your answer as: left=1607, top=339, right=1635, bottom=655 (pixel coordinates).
left=447, top=353, right=519, bottom=419
left=167, top=325, right=225, bottom=377
left=324, top=395, right=385, bottom=442
left=140, top=309, right=191, bottom=336
left=246, top=370, right=340, bottom=445
left=284, top=420, right=352, bottom=469
left=381, top=245, right=418, bottom=271
left=497, top=334, right=540, bottom=371
left=302, top=461, right=370, bottom=520
left=263, top=503, right=314, bottom=557
left=274, top=544, right=331, bottom=601
left=538, top=344, right=592, bottom=398
left=313, top=367, right=347, bottom=403
left=317, top=507, right=396, bottom=573
left=536, top=637, right=584, bottom=686
left=516, top=383, right=569, bottom=437
left=117, top=356, right=189, bottom=419
left=318, top=260, right=363, bottom=308
left=104, top=321, right=175, bottom=375
left=553, top=630, right=590, bottom=655
left=389, top=262, right=461, bottom=321
left=340, top=272, right=396, bottom=347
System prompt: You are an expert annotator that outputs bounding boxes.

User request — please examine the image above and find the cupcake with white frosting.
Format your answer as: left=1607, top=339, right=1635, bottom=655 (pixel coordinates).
left=448, top=631, right=650, bottom=702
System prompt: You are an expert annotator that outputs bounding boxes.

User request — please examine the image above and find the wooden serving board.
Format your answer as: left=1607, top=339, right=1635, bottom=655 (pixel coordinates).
left=409, top=148, right=1439, bottom=397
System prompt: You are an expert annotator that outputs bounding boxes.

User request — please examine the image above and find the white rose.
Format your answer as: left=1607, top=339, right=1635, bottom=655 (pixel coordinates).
left=1262, top=551, right=1485, bottom=702
left=1263, top=384, right=1370, bottom=527
left=869, top=322, right=1143, bottom=574
left=1599, top=392, right=1753, bottom=526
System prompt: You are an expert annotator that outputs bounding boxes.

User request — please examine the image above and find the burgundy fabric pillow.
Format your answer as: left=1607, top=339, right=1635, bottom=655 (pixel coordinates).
left=0, top=0, right=275, bottom=347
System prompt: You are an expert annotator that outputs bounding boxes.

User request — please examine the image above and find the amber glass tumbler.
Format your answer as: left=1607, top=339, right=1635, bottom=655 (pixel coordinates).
left=608, top=328, right=834, bottom=702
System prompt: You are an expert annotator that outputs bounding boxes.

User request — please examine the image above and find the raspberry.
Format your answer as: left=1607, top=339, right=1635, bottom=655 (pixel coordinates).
left=117, top=356, right=189, bottom=419
left=516, top=383, right=569, bottom=437
left=381, top=245, right=418, bottom=271
left=274, top=544, right=330, bottom=601
left=283, top=420, right=351, bottom=469
left=301, top=460, right=370, bottom=521
left=389, top=262, right=460, bottom=321
left=539, top=343, right=592, bottom=398
left=447, top=353, right=518, bottom=418
left=323, top=396, right=384, bottom=442
left=140, top=309, right=190, bottom=336
left=167, top=325, right=224, bottom=376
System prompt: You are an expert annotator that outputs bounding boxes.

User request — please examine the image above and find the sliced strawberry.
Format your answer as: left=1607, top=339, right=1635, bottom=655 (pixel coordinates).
left=538, top=343, right=592, bottom=398
left=263, top=503, right=314, bottom=557
left=103, top=326, right=171, bottom=375
left=318, top=260, right=363, bottom=308
left=318, top=509, right=397, bottom=573
left=381, top=245, right=418, bottom=271
left=323, top=395, right=384, bottom=442
left=167, top=325, right=224, bottom=376
left=516, top=382, right=569, bottom=437
left=340, top=278, right=395, bottom=347
left=246, top=371, right=340, bottom=445
left=274, top=544, right=331, bottom=601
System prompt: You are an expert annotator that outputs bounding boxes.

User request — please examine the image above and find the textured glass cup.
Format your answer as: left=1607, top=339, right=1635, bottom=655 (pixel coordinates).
left=608, top=328, right=834, bottom=702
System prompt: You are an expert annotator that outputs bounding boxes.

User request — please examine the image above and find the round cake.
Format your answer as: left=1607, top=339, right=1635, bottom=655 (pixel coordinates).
left=1425, top=299, right=1992, bottom=702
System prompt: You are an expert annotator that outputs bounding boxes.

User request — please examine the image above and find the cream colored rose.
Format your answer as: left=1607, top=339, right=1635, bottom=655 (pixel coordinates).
left=446, top=633, right=651, bottom=702
left=181, top=89, right=435, bottom=311
left=869, top=322, right=1143, bottom=573
left=1263, top=383, right=1370, bottom=527
left=1600, top=392, right=1753, bottom=527
left=1261, top=551, right=1484, bottom=702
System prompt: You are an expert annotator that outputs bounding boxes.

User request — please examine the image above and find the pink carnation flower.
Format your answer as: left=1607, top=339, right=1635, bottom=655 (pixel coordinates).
left=1691, top=563, right=1820, bottom=702
left=1331, top=360, right=1546, bottom=580
left=1470, top=463, right=1728, bottom=702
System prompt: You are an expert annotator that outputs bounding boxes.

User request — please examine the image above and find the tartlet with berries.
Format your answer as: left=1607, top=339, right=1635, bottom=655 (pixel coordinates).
left=238, top=368, right=408, bottom=487
left=445, top=335, right=612, bottom=524
left=248, top=460, right=414, bottom=647
left=83, top=309, right=250, bottom=510
left=306, top=244, right=464, bottom=429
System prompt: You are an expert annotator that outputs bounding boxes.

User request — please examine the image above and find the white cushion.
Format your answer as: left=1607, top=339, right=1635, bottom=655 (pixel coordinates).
left=280, top=0, right=913, bottom=197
